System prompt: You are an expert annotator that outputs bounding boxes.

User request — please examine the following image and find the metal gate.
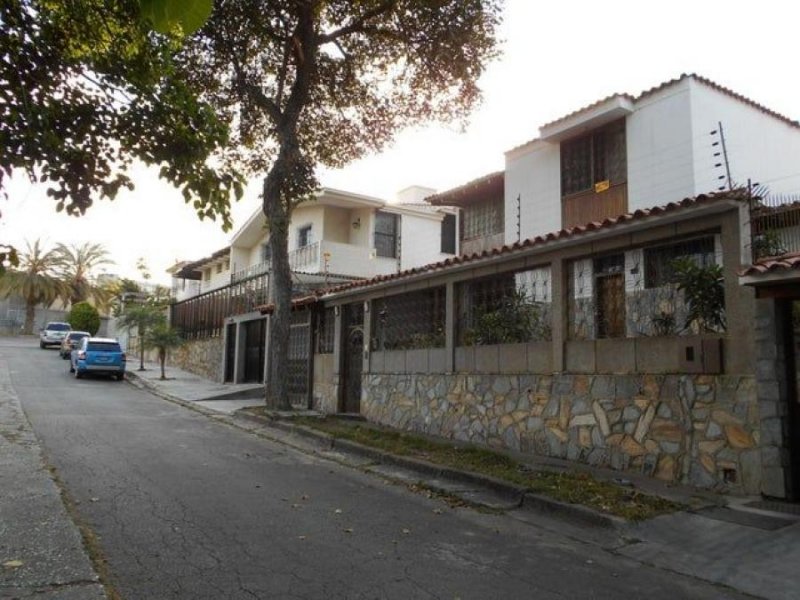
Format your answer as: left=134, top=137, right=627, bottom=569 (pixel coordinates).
left=287, top=310, right=312, bottom=408
left=224, top=323, right=236, bottom=383
left=341, top=302, right=364, bottom=414
left=243, top=318, right=266, bottom=383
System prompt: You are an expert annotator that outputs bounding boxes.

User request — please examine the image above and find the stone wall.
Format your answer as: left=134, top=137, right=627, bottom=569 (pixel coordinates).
left=167, top=337, right=225, bottom=382
left=362, top=371, right=760, bottom=493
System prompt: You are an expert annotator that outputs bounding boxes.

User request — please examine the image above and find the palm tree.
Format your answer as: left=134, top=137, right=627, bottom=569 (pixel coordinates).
left=144, top=322, right=184, bottom=380
left=53, top=242, right=114, bottom=309
left=0, top=240, right=64, bottom=334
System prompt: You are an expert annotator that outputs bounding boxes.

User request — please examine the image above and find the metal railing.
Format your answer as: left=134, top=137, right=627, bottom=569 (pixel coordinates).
left=750, top=193, right=800, bottom=262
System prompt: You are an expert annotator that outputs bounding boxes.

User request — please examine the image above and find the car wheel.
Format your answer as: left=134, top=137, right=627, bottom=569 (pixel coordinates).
left=40, top=342, right=45, bottom=349
left=117, top=374, right=125, bottom=381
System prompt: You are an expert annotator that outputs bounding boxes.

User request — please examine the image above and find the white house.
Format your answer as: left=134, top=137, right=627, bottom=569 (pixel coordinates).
left=505, top=73, right=800, bottom=242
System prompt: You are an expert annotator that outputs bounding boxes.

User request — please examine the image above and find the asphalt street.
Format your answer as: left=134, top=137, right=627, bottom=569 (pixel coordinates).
left=3, top=337, right=751, bottom=599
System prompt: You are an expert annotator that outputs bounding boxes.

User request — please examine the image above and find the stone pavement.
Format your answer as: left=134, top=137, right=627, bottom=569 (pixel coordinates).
left=0, top=359, right=106, bottom=599
left=127, top=361, right=800, bottom=600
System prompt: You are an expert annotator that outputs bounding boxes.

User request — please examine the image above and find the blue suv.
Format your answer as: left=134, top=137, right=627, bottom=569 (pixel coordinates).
left=70, top=337, right=126, bottom=381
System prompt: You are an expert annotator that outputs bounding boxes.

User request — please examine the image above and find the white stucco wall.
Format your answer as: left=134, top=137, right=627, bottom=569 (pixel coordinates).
left=398, top=212, right=453, bottom=270
left=626, top=79, right=696, bottom=210
left=288, top=205, right=325, bottom=251
left=505, top=141, right=561, bottom=243
left=688, top=79, right=800, bottom=196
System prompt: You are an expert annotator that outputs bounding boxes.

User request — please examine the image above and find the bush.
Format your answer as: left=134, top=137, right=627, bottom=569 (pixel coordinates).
left=67, top=301, right=101, bottom=335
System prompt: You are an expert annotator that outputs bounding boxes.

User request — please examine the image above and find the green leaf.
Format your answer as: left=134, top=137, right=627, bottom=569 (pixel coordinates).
left=140, top=0, right=213, bottom=35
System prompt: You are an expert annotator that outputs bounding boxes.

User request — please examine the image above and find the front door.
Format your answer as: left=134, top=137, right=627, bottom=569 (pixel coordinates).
left=340, top=303, right=364, bottom=414
left=243, top=318, right=266, bottom=383
left=596, top=273, right=625, bottom=338
left=287, top=311, right=312, bottom=409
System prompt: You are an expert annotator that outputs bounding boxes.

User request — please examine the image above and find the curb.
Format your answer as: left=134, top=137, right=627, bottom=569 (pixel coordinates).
left=237, top=412, right=621, bottom=528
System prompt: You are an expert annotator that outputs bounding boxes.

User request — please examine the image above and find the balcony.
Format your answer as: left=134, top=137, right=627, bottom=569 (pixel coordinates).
left=231, top=240, right=399, bottom=282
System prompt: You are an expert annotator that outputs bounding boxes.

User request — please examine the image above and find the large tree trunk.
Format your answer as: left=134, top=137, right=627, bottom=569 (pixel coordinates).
left=138, top=331, right=146, bottom=371
left=23, top=302, right=35, bottom=335
left=264, top=170, right=293, bottom=410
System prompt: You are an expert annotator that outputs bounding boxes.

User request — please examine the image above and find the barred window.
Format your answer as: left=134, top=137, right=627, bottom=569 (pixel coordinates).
left=316, top=307, right=335, bottom=354
left=372, top=287, right=446, bottom=350
left=460, top=198, right=503, bottom=241
left=374, top=212, right=398, bottom=258
left=561, top=119, right=627, bottom=196
left=644, top=237, right=716, bottom=288
left=457, top=270, right=552, bottom=345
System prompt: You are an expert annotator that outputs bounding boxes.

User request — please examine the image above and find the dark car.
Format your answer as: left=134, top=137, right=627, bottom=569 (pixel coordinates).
left=59, top=331, right=91, bottom=359
left=69, top=337, right=126, bottom=381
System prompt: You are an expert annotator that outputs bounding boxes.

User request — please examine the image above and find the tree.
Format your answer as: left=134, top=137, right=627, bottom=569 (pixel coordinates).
left=672, top=257, right=727, bottom=333
left=67, top=301, right=101, bottom=335
left=0, top=0, right=242, bottom=228
left=183, top=1, right=502, bottom=408
left=0, top=240, right=64, bottom=334
left=143, top=322, right=184, bottom=380
left=117, top=304, right=166, bottom=370
left=53, top=242, right=114, bottom=309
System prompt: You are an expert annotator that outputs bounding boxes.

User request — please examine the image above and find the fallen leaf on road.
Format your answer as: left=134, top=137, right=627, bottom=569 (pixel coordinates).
left=3, top=560, right=23, bottom=569
left=401, top=528, right=410, bottom=535
left=298, top=535, right=306, bottom=540
left=334, top=509, right=343, bottom=514
left=90, top=497, right=99, bottom=503
left=301, top=494, right=310, bottom=500
left=291, top=503, right=302, bottom=509
left=343, top=528, right=353, bottom=534
left=433, top=509, right=443, bottom=515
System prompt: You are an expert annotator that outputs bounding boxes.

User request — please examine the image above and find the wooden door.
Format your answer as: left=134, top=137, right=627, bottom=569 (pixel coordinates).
left=243, top=318, right=266, bottom=383
left=596, top=274, right=625, bottom=338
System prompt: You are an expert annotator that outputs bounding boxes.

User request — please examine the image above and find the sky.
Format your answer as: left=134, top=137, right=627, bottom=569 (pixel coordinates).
left=3, top=0, right=800, bottom=285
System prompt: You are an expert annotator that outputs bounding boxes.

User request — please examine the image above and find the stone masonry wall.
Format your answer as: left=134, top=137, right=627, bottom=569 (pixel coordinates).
left=167, top=337, right=225, bottom=383
left=362, top=372, right=760, bottom=493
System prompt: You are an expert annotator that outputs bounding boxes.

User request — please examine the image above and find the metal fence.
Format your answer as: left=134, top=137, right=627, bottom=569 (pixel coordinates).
left=372, top=287, right=446, bottom=350
left=750, top=193, right=800, bottom=261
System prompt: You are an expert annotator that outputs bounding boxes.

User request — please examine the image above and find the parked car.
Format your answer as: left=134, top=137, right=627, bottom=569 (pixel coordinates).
left=39, top=321, right=72, bottom=348
left=59, top=331, right=91, bottom=359
left=69, top=337, right=126, bottom=381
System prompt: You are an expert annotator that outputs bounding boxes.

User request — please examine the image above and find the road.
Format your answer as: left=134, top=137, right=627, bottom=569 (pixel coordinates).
left=3, top=337, right=748, bottom=599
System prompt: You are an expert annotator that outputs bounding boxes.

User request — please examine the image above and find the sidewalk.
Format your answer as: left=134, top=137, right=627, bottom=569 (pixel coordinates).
left=0, top=361, right=106, bottom=599
left=127, top=362, right=800, bottom=600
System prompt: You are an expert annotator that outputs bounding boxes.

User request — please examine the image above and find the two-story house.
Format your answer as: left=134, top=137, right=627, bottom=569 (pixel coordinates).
left=168, top=186, right=459, bottom=390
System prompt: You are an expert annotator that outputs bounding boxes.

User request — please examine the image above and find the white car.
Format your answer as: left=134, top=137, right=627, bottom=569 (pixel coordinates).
left=39, top=321, right=72, bottom=348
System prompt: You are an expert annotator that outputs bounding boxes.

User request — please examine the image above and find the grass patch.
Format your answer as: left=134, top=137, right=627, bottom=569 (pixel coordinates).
left=286, top=416, right=680, bottom=521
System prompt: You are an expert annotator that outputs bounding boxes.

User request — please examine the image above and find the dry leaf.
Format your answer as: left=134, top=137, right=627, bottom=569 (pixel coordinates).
left=291, top=503, right=302, bottom=509
left=433, top=509, right=443, bottom=515
left=3, top=560, right=23, bottom=569
left=334, top=509, right=343, bottom=515
left=298, top=535, right=307, bottom=540
left=343, top=528, right=353, bottom=534
left=401, top=528, right=410, bottom=535
left=90, top=497, right=99, bottom=503
left=301, top=494, right=310, bottom=500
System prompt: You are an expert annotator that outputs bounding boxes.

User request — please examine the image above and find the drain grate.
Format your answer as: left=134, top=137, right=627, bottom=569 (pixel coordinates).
left=694, top=506, right=796, bottom=530
left=744, top=499, right=800, bottom=516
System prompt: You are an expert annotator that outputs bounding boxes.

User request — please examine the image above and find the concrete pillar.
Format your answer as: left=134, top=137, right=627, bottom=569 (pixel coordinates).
left=755, top=298, right=791, bottom=498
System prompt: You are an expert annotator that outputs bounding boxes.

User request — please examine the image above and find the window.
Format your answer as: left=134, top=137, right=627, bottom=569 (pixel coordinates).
left=260, top=243, right=271, bottom=263
left=374, top=212, right=398, bottom=258
left=441, top=214, right=456, bottom=254
left=460, top=198, right=503, bottom=241
left=216, top=263, right=223, bottom=274
left=644, top=237, right=716, bottom=288
left=298, top=225, right=313, bottom=248
left=561, top=119, right=627, bottom=196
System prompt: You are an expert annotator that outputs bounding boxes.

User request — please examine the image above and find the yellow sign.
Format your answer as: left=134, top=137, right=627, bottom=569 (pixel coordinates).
left=594, top=180, right=611, bottom=193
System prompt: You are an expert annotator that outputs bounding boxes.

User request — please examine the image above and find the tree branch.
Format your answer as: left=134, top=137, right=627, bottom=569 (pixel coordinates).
left=318, top=0, right=399, bottom=43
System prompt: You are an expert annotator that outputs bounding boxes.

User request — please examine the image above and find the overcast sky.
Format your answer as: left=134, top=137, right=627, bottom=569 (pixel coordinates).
left=3, top=0, right=799, bottom=285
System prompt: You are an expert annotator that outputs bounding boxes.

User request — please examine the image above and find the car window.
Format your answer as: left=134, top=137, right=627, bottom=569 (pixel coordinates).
left=48, top=323, right=71, bottom=331
left=68, top=333, right=89, bottom=341
left=87, top=342, right=122, bottom=352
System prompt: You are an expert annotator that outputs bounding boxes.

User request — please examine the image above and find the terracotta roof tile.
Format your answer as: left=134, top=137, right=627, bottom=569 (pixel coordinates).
left=426, top=171, right=504, bottom=206
left=509, top=74, right=800, bottom=154
left=740, top=252, right=800, bottom=277
left=310, top=191, right=745, bottom=298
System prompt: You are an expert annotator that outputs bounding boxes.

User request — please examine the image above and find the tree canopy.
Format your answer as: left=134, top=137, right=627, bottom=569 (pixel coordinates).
left=181, top=0, right=502, bottom=407
left=0, top=0, right=242, bottom=227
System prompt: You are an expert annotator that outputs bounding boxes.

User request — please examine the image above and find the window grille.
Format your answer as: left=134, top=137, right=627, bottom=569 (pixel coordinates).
left=644, top=237, right=715, bottom=288
left=298, top=225, right=312, bottom=248
left=260, top=243, right=271, bottom=262
left=374, top=212, right=398, bottom=258
left=457, top=269, right=552, bottom=345
left=316, top=307, right=335, bottom=354
left=561, top=119, right=627, bottom=196
left=372, top=287, right=446, bottom=350
left=460, top=198, right=503, bottom=241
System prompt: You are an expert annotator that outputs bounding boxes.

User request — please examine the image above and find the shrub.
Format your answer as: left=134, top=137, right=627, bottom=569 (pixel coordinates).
left=67, top=301, right=100, bottom=335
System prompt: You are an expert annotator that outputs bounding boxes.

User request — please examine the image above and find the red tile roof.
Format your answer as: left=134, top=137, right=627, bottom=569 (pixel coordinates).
left=426, top=171, right=504, bottom=206
left=740, top=252, right=800, bottom=277
left=510, top=74, right=800, bottom=154
left=255, top=191, right=742, bottom=307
